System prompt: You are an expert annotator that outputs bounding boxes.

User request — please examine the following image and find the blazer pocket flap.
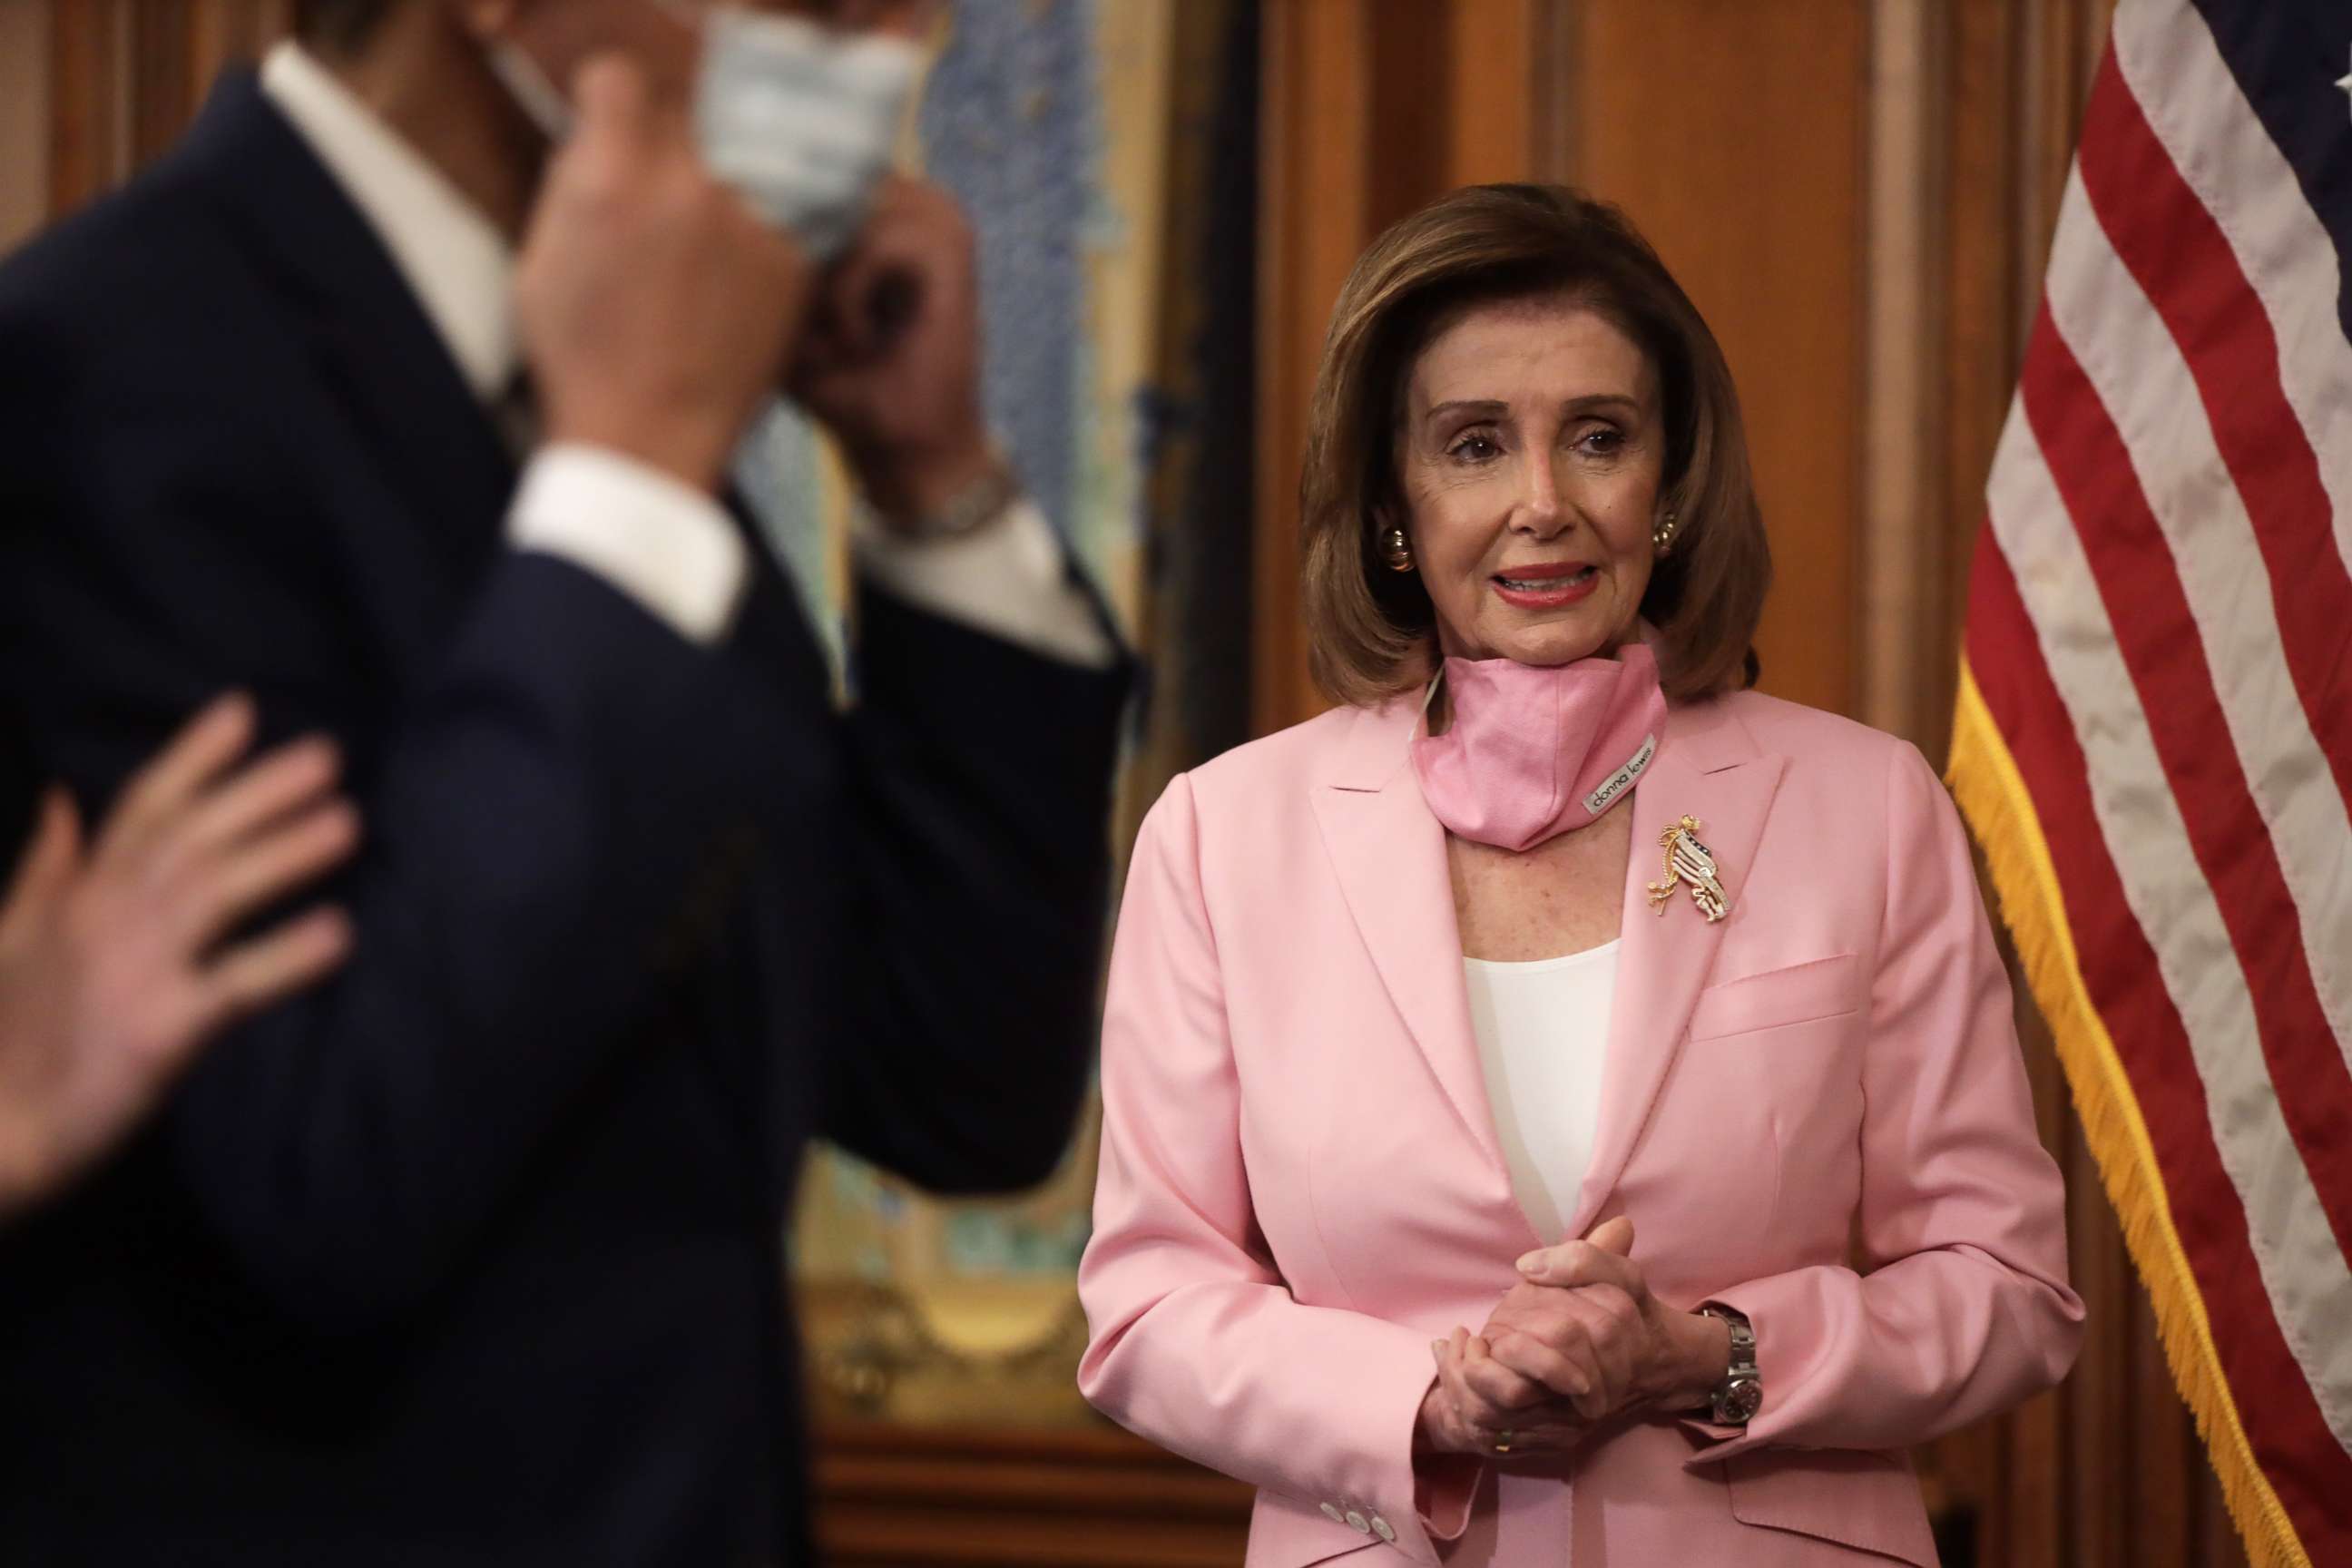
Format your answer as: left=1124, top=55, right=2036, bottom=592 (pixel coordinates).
left=1689, top=953, right=1861, bottom=1041
left=1722, top=1448, right=1937, bottom=1566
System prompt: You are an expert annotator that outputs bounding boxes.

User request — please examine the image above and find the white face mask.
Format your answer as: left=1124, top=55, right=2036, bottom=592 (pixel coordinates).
left=488, top=6, right=923, bottom=261
left=693, top=9, right=922, bottom=259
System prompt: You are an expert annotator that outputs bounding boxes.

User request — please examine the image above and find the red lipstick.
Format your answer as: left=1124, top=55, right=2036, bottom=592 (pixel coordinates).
left=1491, top=562, right=1600, bottom=610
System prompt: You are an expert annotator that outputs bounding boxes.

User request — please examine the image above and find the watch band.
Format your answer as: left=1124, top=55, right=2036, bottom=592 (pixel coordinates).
left=1700, top=1305, right=1763, bottom=1426
left=901, top=457, right=1022, bottom=541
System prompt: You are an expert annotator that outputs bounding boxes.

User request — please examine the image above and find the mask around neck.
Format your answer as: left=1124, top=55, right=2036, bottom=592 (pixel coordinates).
left=1410, top=642, right=1668, bottom=852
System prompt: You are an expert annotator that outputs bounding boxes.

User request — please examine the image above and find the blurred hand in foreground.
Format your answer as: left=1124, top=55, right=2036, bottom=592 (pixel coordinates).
left=0, top=693, right=358, bottom=1218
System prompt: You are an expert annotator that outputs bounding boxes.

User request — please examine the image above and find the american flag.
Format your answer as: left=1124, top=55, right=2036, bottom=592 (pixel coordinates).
left=1947, top=3, right=2352, bottom=1564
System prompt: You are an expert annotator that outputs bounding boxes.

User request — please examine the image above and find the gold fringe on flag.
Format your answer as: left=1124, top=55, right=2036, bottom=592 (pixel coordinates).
left=1946, top=661, right=2307, bottom=1568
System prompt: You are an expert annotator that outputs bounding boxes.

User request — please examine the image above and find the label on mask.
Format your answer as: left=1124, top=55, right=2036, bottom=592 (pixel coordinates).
left=1583, top=732, right=1657, bottom=818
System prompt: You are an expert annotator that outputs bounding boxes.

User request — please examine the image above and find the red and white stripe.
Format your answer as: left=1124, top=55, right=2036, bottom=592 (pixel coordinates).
left=1986, top=387, right=2352, bottom=1443
left=2044, top=161, right=2352, bottom=1071
left=1971, top=0, right=2352, bottom=1553
left=2113, top=0, right=2352, bottom=570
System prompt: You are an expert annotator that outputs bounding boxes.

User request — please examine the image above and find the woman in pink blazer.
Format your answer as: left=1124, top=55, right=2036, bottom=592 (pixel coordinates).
left=1077, top=184, right=2083, bottom=1566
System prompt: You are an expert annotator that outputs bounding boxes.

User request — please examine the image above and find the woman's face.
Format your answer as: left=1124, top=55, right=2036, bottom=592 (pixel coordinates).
left=1396, top=294, right=1664, bottom=667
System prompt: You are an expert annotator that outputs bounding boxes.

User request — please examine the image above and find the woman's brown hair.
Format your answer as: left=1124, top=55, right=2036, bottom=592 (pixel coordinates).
left=1299, top=183, right=1769, bottom=706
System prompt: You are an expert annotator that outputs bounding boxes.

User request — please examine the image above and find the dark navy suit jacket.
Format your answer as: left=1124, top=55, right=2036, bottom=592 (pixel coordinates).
left=0, top=74, right=1129, bottom=1566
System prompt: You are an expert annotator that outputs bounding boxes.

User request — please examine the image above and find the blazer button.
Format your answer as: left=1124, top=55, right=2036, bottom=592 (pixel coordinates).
left=1371, top=1514, right=1397, bottom=1543
left=1319, top=1503, right=1346, bottom=1524
left=1345, top=1510, right=1371, bottom=1534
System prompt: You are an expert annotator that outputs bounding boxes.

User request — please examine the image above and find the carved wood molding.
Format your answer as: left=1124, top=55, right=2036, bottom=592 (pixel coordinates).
left=815, top=1420, right=1253, bottom=1568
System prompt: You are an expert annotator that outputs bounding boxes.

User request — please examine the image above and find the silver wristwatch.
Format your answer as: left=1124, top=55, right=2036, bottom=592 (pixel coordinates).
left=1700, top=1306, right=1762, bottom=1426
left=904, top=459, right=1021, bottom=540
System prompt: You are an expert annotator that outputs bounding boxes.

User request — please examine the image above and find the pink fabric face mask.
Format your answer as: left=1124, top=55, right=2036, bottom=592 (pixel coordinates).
left=1410, top=643, right=1668, bottom=851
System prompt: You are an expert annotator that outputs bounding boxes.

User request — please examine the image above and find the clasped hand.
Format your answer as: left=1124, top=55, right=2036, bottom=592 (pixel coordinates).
left=1417, top=1218, right=1731, bottom=1458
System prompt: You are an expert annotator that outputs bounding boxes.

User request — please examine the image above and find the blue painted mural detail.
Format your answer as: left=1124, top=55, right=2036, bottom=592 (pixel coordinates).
left=920, top=0, right=1102, bottom=548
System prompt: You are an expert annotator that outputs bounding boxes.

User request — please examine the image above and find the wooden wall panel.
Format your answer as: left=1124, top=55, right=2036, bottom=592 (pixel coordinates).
left=1441, top=0, right=1536, bottom=191
left=816, top=1423, right=1252, bottom=1567
left=0, top=0, right=52, bottom=250
left=126, top=0, right=195, bottom=166
left=1567, top=0, right=1868, bottom=722
left=1253, top=0, right=1367, bottom=735
left=1936, top=0, right=2028, bottom=752
left=1251, top=0, right=1547, bottom=735
left=1860, top=0, right=1937, bottom=745
left=34, top=0, right=289, bottom=223
left=44, top=0, right=126, bottom=216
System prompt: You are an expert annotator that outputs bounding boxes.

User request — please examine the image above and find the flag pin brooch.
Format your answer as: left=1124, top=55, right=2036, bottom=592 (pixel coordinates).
left=1646, top=815, right=1730, bottom=923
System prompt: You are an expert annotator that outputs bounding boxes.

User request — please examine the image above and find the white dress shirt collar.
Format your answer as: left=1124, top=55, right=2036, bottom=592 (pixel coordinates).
left=257, top=42, right=1114, bottom=667
left=259, top=42, right=516, bottom=401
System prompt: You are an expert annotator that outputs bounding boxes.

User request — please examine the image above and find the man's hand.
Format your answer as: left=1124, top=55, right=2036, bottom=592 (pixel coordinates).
left=0, top=694, right=358, bottom=1216
left=791, top=177, right=997, bottom=526
left=517, top=56, right=815, bottom=495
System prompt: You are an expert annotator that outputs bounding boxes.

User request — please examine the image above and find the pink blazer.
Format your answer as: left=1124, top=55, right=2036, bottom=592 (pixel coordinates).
left=1077, top=690, right=2083, bottom=1567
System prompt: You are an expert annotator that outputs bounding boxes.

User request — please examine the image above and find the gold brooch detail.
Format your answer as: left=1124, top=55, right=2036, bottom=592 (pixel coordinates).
left=1646, top=815, right=1730, bottom=923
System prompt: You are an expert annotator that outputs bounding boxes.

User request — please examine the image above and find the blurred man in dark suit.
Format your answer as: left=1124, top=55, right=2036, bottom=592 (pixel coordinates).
left=0, top=1, right=1128, bottom=1562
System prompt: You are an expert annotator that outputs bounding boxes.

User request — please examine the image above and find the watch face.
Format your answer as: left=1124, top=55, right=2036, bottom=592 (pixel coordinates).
left=1720, top=1377, right=1764, bottom=1425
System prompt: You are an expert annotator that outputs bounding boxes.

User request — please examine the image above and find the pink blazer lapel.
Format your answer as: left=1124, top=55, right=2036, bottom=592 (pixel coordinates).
left=1306, top=697, right=1788, bottom=1248
left=1564, top=701, right=1787, bottom=1239
left=1308, top=701, right=1514, bottom=1179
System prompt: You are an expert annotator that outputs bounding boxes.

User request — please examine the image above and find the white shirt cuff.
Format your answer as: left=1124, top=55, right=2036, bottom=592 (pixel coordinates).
left=508, top=445, right=750, bottom=645
left=853, top=498, right=1118, bottom=669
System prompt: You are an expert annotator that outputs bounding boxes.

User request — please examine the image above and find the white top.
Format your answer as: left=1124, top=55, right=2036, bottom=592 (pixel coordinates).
left=258, top=43, right=1114, bottom=664
left=1464, top=940, right=1620, bottom=1245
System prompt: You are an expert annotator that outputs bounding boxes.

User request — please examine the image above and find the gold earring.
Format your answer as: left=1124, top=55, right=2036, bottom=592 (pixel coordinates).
left=1381, top=525, right=1416, bottom=573
left=1651, top=513, right=1680, bottom=556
